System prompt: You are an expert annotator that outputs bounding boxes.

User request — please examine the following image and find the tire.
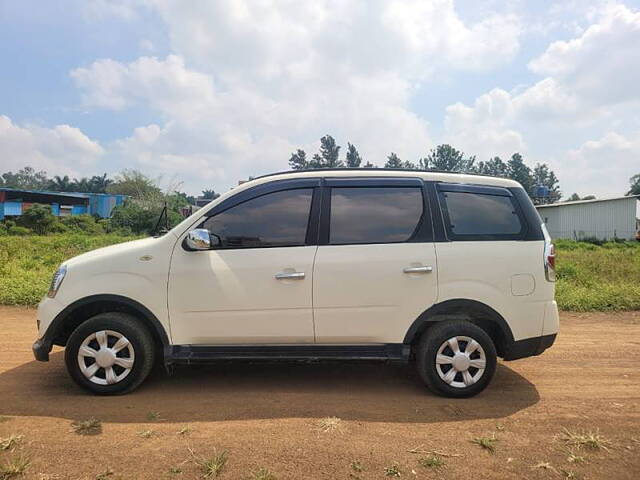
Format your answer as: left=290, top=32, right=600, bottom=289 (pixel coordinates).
left=64, top=312, right=155, bottom=395
left=416, top=320, right=497, bottom=398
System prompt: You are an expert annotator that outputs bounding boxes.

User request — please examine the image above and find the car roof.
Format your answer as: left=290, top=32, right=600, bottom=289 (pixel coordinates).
left=244, top=168, right=521, bottom=189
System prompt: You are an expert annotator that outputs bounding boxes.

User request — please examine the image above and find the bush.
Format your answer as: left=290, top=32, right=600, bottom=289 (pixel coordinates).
left=18, top=203, right=57, bottom=234
left=60, top=214, right=105, bottom=235
left=7, top=226, right=31, bottom=236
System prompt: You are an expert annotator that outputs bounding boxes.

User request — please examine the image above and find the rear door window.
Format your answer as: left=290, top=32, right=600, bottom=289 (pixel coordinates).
left=329, top=187, right=423, bottom=244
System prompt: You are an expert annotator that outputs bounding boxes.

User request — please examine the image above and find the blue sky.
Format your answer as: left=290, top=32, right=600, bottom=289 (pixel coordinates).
left=1, top=0, right=639, bottom=197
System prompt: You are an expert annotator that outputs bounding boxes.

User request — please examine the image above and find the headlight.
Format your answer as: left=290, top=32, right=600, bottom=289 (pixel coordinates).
left=47, top=265, right=67, bottom=298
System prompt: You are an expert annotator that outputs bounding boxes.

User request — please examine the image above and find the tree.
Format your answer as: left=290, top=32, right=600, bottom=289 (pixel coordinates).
left=0, top=166, right=50, bottom=190
left=88, top=173, right=112, bottom=193
left=628, top=173, right=640, bottom=195
left=316, top=135, right=343, bottom=168
left=384, top=152, right=403, bottom=168
left=288, top=149, right=308, bottom=170
left=345, top=143, right=362, bottom=168
left=477, top=157, right=508, bottom=177
left=201, top=189, right=220, bottom=200
left=506, top=153, right=533, bottom=194
left=106, top=169, right=162, bottom=199
left=18, top=204, right=57, bottom=234
left=421, top=144, right=476, bottom=173
left=567, top=193, right=596, bottom=202
left=532, top=163, right=561, bottom=204
left=49, top=175, right=73, bottom=192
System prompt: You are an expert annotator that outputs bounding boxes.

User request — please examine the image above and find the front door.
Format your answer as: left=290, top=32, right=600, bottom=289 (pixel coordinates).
left=313, top=179, right=438, bottom=343
left=168, top=184, right=319, bottom=345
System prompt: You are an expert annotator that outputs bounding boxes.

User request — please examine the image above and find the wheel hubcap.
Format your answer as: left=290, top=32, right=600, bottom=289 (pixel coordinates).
left=77, top=330, right=135, bottom=386
left=435, top=336, right=486, bottom=389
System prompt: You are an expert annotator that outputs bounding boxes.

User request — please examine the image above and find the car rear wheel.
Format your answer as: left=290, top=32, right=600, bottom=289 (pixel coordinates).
left=416, top=320, right=497, bottom=398
left=64, top=312, right=155, bottom=395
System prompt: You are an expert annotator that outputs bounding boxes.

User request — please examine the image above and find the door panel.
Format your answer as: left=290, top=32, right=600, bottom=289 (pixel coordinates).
left=313, top=243, right=437, bottom=343
left=168, top=185, right=318, bottom=345
left=169, top=246, right=317, bottom=344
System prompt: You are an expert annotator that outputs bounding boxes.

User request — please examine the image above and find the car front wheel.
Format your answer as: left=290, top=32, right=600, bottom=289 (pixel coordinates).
left=64, top=312, right=155, bottom=395
left=416, top=320, right=497, bottom=398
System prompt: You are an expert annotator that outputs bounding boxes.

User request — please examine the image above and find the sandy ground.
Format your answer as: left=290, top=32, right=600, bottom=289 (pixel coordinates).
left=0, top=306, right=639, bottom=480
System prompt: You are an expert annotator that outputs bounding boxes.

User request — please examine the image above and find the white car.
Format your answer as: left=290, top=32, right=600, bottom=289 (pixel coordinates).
left=33, top=169, right=558, bottom=397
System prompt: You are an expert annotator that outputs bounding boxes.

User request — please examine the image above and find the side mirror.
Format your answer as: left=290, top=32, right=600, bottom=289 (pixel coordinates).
left=184, top=229, right=212, bottom=251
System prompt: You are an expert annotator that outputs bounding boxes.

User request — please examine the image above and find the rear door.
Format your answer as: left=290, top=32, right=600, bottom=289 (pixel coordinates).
left=312, top=178, right=438, bottom=343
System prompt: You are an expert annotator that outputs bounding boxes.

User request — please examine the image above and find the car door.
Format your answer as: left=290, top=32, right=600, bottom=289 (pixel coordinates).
left=312, top=178, right=438, bottom=343
left=168, top=179, right=321, bottom=345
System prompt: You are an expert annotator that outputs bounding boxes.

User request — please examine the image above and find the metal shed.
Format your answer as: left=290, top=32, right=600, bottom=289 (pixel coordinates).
left=0, top=188, right=125, bottom=220
left=536, top=195, right=640, bottom=241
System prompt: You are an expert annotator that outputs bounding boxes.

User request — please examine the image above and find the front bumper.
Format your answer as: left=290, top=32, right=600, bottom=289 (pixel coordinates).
left=32, top=337, right=52, bottom=362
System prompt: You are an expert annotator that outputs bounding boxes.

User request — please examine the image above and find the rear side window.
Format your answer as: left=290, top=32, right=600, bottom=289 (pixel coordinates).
left=329, top=187, right=423, bottom=244
left=440, top=190, right=523, bottom=239
left=201, top=188, right=313, bottom=248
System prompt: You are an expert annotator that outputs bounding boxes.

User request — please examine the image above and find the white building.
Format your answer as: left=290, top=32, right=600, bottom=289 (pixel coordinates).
left=536, top=195, right=640, bottom=241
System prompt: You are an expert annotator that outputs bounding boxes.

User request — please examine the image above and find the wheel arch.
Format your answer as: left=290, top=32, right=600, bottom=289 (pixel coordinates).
left=47, top=294, right=169, bottom=352
left=403, top=299, right=515, bottom=357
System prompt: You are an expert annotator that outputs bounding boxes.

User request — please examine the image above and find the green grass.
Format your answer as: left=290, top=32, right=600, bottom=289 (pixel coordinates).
left=0, top=234, right=137, bottom=306
left=0, top=235, right=638, bottom=311
left=555, top=240, right=640, bottom=311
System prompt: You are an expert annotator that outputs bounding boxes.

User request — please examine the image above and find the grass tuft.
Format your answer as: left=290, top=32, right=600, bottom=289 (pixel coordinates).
left=71, top=418, right=102, bottom=436
left=146, top=411, right=162, bottom=421
left=191, top=450, right=228, bottom=478
left=137, top=430, right=155, bottom=439
left=561, top=428, right=611, bottom=451
left=315, top=416, right=342, bottom=433
left=177, top=425, right=192, bottom=435
left=567, top=450, right=586, bottom=463
left=0, top=435, right=23, bottom=452
left=95, top=468, right=114, bottom=480
left=383, top=464, right=401, bottom=477
left=250, top=468, right=277, bottom=480
left=418, top=454, right=445, bottom=468
left=350, top=461, right=363, bottom=473
left=471, top=434, right=499, bottom=453
left=0, top=416, right=11, bottom=423
left=0, top=455, right=29, bottom=480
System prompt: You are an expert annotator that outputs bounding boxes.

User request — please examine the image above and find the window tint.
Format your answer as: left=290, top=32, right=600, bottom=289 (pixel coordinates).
left=441, top=191, right=522, bottom=236
left=201, top=189, right=313, bottom=248
left=330, top=187, right=423, bottom=244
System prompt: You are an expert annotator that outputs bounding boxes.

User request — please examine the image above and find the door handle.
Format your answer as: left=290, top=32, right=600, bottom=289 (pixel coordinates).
left=275, top=271, right=305, bottom=280
left=403, top=266, right=433, bottom=274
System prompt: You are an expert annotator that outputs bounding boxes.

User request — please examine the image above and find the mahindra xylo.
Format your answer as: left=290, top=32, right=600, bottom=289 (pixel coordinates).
left=33, top=169, right=558, bottom=397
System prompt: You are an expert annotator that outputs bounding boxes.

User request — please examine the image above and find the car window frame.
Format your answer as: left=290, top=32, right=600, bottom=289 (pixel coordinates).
left=318, top=177, right=433, bottom=246
left=436, top=182, right=528, bottom=241
left=195, top=178, right=321, bottom=250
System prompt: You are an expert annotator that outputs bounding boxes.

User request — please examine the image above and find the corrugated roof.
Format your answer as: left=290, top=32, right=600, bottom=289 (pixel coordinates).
left=536, top=195, right=639, bottom=208
left=0, top=187, right=124, bottom=199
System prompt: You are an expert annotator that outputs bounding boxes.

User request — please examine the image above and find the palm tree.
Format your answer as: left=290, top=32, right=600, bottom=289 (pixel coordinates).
left=49, top=175, right=72, bottom=192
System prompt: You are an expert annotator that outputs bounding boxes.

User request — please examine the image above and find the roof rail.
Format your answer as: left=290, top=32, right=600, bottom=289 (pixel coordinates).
left=251, top=167, right=491, bottom=181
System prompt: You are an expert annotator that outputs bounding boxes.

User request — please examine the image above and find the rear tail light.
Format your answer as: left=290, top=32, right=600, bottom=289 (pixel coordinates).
left=545, top=243, right=556, bottom=282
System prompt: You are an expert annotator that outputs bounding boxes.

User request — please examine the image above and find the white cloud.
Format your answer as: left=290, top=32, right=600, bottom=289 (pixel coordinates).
left=560, top=131, right=640, bottom=197
left=0, top=115, right=104, bottom=176
left=529, top=4, right=640, bottom=106
left=443, top=3, right=640, bottom=196
left=67, top=0, right=524, bottom=191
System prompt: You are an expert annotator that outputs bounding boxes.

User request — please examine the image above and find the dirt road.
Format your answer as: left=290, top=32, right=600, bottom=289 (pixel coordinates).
left=1, top=307, right=639, bottom=479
